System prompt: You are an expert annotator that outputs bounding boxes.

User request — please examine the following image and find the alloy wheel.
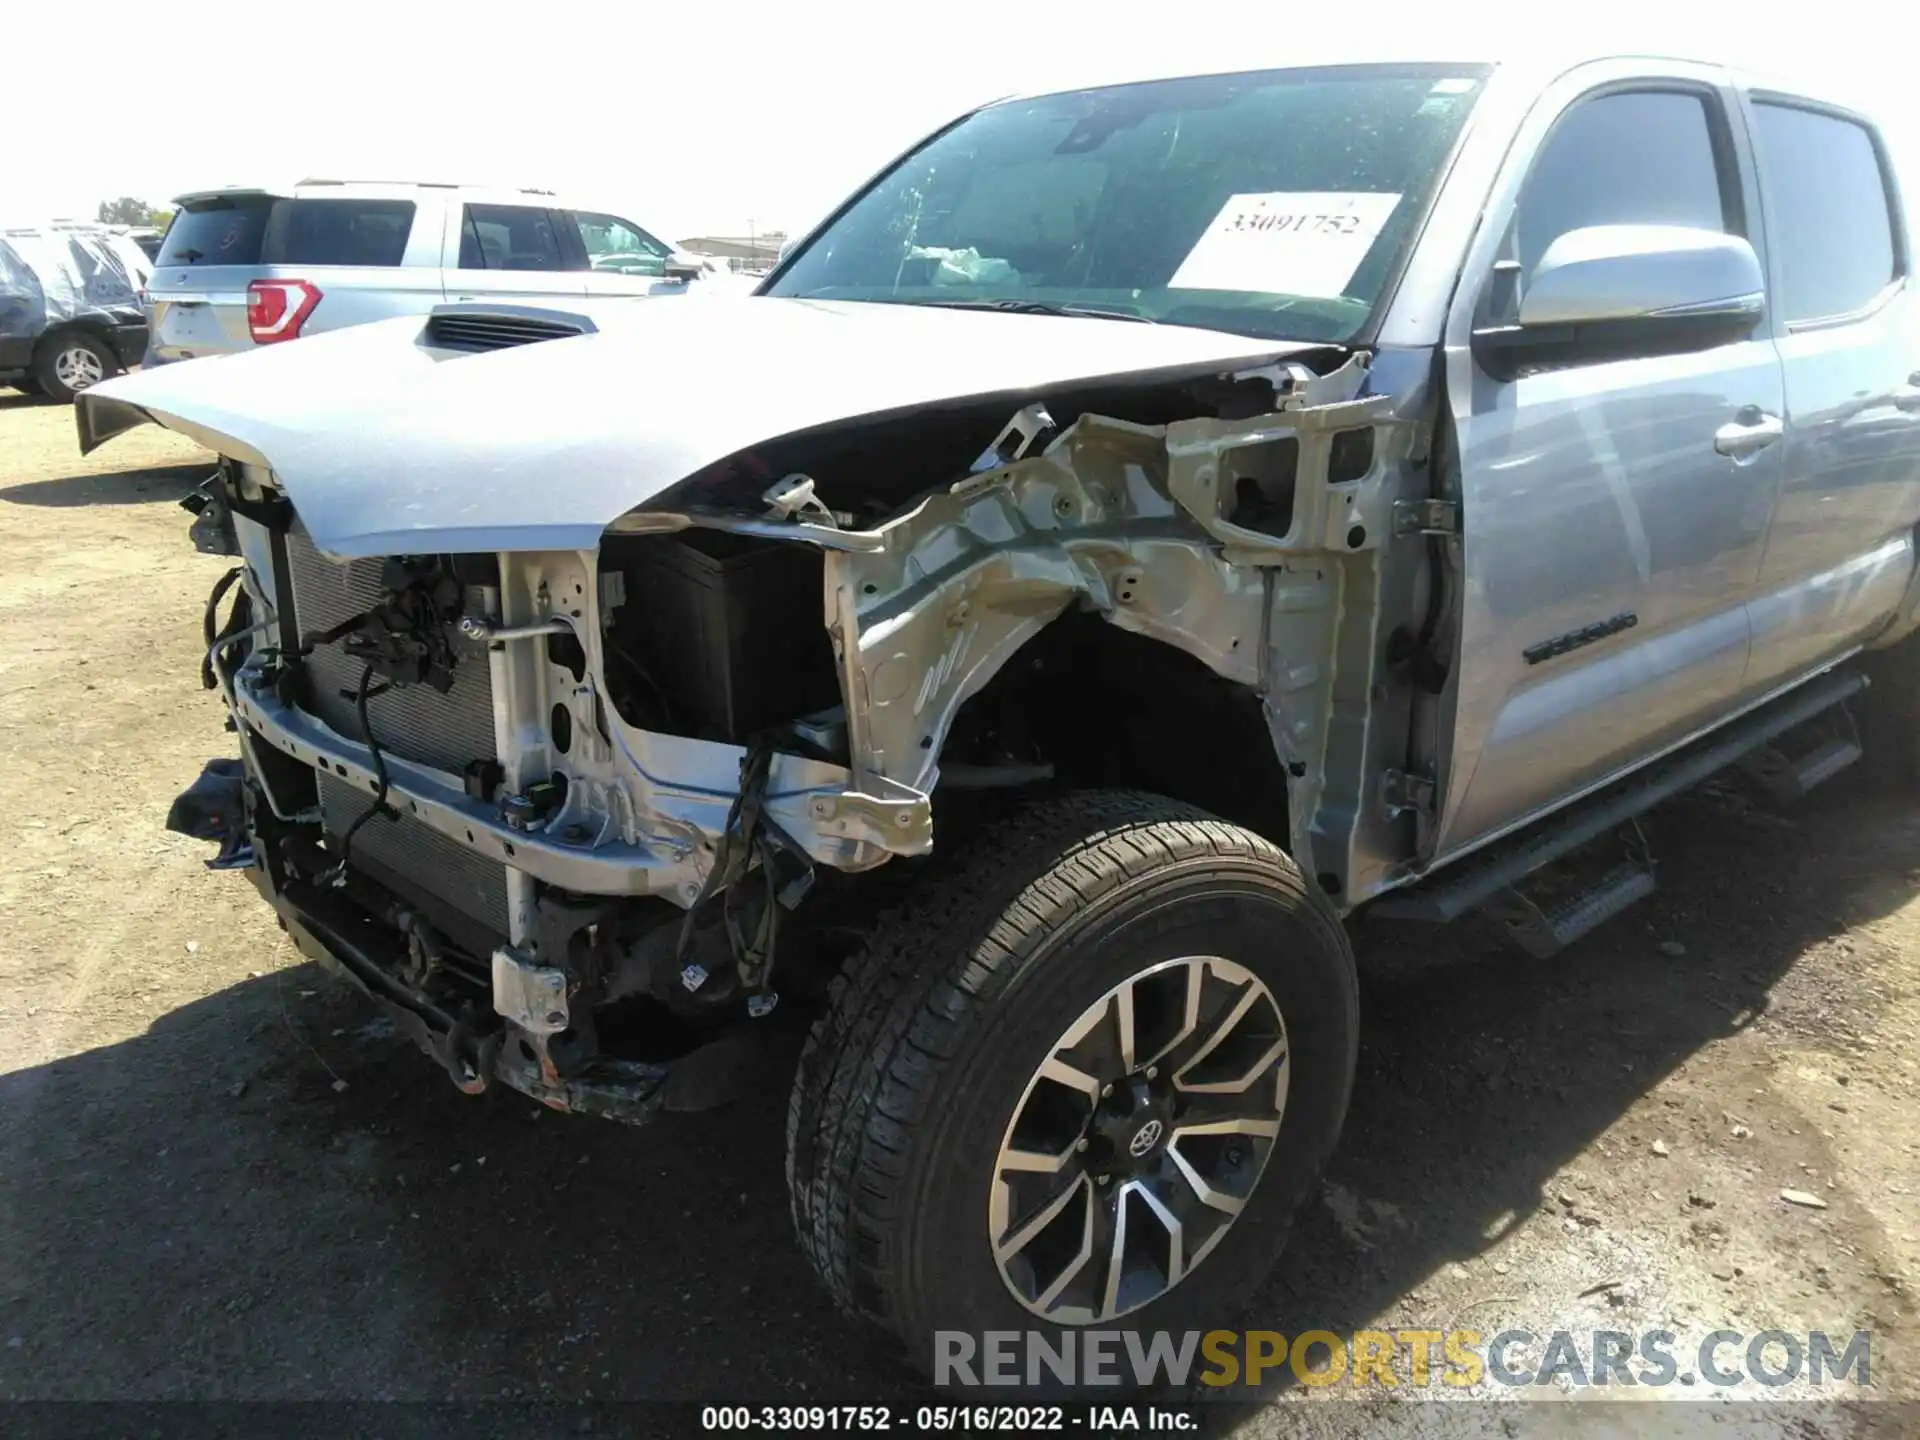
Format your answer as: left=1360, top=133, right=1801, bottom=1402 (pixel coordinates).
left=54, top=346, right=106, bottom=390
left=989, top=955, right=1290, bottom=1323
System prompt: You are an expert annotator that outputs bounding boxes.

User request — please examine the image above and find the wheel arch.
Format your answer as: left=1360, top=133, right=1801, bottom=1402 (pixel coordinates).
left=33, top=318, right=118, bottom=355
left=815, top=412, right=1276, bottom=816
left=937, top=610, right=1294, bottom=850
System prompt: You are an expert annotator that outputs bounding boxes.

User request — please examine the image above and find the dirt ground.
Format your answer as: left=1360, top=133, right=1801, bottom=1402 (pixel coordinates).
left=1, top=389, right=1916, bottom=1434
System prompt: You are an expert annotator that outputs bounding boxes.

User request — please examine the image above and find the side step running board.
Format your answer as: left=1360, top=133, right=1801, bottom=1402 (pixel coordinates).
left=1740, top=700, right=1864, bottom=802
left=1373, top=667, right=1868, bottom=927
left=1484, top=851, right=1658, bottom=959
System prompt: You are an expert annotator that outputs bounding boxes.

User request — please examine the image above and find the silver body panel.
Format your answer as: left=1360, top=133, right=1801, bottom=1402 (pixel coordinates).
left=1440, top=332, right=1786, bottom=849
left=1429, top=55, right=1920, bottom=865
left=1745, top=295, right=1920, bottom=689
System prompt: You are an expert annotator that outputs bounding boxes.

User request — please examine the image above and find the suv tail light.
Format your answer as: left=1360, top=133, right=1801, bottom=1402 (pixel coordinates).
left=247, top=279, right=322, bottom=344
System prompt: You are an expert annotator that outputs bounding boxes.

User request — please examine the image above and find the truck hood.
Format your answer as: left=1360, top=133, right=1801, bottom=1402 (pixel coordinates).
left=78, top=297, right=1314, bottom=557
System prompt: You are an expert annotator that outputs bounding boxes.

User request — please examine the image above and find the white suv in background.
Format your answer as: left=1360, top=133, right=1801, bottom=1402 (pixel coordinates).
left=143, top=180, right=741, bottom=365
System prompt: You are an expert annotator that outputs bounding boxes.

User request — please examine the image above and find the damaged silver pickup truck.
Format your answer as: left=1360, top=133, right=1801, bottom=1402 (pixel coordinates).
left=77, top=56, right=1920, bottom=1369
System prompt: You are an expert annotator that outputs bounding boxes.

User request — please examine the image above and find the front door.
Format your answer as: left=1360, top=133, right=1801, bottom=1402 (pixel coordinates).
left=1435, top=73, right=1783, bottom=857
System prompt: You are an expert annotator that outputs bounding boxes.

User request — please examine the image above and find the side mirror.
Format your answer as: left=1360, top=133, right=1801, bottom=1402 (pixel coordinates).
left=1474, top=225, right=1765, bottom=379
left=663, top=252, right=706, bottom=282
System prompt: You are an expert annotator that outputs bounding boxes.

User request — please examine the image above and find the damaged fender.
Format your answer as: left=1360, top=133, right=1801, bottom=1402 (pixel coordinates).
left=705, top=354, right=1422, bottom=890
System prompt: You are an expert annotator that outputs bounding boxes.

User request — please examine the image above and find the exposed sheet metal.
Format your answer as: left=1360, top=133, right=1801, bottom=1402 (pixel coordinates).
left=659, top=353, right=1423, bottom=901
left=76, top=298, right=1313, bottom=558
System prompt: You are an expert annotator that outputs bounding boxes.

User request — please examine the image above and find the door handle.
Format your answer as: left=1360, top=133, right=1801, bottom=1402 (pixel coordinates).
left=1714, top=406, right=1784, bottom=461
left=1894, top=370, right=1920, bottom=414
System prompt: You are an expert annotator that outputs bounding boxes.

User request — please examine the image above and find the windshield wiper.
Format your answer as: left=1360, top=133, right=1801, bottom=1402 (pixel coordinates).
left=913, top=298, right=1157, bottom=324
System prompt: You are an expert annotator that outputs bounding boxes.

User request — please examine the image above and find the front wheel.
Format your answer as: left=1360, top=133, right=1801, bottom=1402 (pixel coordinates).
left=34, top=330, right=119, bottom=403
left=785, top=790, right=1358, bottom=1382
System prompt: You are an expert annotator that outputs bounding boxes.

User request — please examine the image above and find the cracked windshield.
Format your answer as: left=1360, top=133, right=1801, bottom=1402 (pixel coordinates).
left=769, top=66, right=1485, bottom=342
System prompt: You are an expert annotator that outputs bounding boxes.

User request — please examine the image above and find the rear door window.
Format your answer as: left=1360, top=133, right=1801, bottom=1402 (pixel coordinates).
left=259, top=199, right=416, bottom=267
left=1751, top=102, right=1899, bottom=323
left=156, top=197, right=273, bottom=266
left=458, top=205, right=581, bottom=271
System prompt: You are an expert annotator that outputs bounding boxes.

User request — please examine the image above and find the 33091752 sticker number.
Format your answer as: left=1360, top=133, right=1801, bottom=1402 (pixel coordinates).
left=1228, top=210, right=1365, bottom=235
left=1168, top=190, right=1403, bottom=298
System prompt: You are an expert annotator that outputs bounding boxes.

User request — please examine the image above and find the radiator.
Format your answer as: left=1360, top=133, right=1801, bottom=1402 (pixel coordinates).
left=281, top=524, right=509, bottom=939
left=317, top=773, right=510, bottom=938
left=282, top=525, right=499, bottom=774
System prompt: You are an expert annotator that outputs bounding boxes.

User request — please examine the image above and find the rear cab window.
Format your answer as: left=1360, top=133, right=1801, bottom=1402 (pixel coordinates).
left=1750, top=101, right=1902, bottom=324
left=157, top=196, right=417, bottom=268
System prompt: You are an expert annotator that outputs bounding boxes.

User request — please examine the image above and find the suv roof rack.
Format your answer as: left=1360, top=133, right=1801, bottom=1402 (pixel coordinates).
left=295, top=177, right=556, bottom=194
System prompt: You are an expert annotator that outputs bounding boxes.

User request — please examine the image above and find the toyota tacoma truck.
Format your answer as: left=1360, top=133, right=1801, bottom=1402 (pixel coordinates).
left=75, top=54, right=1920, bottom=1373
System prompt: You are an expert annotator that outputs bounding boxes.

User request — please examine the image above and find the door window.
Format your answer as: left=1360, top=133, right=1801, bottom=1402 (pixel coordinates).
left=1752, top=103, right=1898, bottom=324
left=260, top=200, right=415, bottom=267
left=572, top=212, right=672, bottom=276
left=458, top=205, right=578, bottom=272
left=1493, top=89, right=1738, bottom=323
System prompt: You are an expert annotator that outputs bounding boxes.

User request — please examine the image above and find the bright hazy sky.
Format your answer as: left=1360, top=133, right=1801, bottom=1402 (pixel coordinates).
left=10, top=1, right=1916, bottom=241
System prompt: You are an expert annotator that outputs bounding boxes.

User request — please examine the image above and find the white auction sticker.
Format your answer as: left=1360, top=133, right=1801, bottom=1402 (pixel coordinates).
left=1168, top=191, right=1404, bottom=299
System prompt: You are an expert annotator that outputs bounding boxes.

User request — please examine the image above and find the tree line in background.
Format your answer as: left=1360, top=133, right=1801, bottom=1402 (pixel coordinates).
left=95, top=197, right=173, bottom=230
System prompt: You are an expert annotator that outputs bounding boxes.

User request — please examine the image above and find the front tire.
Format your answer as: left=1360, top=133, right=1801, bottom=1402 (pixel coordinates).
left=785, top=790, right=1357, bottom=1382
left=34, top=330, right=119, bottom=403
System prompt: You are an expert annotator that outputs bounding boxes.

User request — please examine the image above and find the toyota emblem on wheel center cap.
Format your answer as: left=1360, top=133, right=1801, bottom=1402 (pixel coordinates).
left=1128, top=1118, right=1164, bottom=1157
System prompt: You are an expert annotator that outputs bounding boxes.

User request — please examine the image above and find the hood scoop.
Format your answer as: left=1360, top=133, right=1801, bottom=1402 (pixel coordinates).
left=421, top=303, right=596, bottom=354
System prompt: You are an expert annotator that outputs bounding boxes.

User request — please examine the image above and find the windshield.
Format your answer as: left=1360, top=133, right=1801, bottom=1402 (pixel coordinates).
left=767, top=66, right=1485, bottom=343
